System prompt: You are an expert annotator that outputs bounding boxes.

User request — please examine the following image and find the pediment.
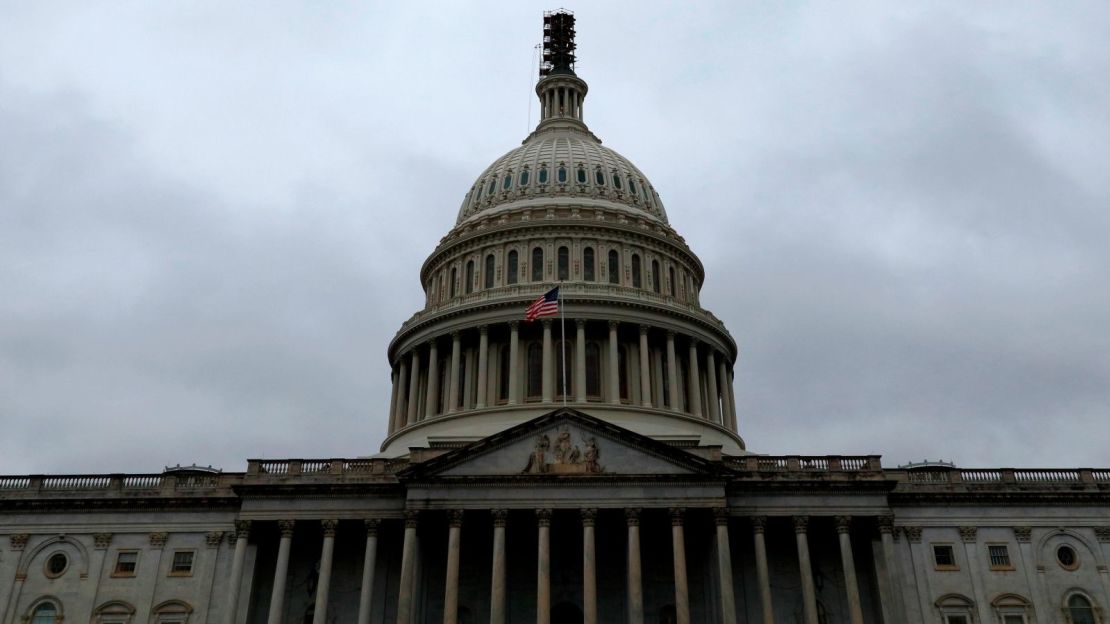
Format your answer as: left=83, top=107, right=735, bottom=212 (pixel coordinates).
left=401, top=408, right=726, bottom=479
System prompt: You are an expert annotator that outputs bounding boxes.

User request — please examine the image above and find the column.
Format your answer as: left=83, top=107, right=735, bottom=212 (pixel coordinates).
left=223, top=521, right=251, bottom=624
left=542, top=319, right=554, bottom=402
left=397, top=357, right=410, bottom=430
left=396, top=511, right=419, bottom=624
left=266, top=520, right=295, bottom=624
left=751, top=517, right=775, bottom=624
left=537, top=509, right=552, bottom=624
left=794, top=516, right=819, bottom=624
left=670, top=509, right=690, bottom=624
left=388, top=367, right=399, bottom=433
left=717, top=360, right=731, bottom=430
left=626, top=508, right=644, bottom=624
left=714, top=508, right=737, bottom=624
left=687, top=340, right=703, bottom=417
left=666, top=332, right=679, bottom=412
left=705, top=350, right=720, bottom=424
left=312, top=519, right=338, bottom=624
left=608, top=321, right=621, bottom=404
left=575, top=320, right=587, bottom=402
left=876, top=516, right=903, bottom=623
left=406, top=350, right=421, bottom=425
left=444, top=511, right=463, bottom=624
left=447, top=332, right=461, bottom=413
left=357, top=519, right=380, bottom=624
left=508, top=322, right=520, bottom=405
left=727, top=368, right=738, bottom=430
left=475, top=326, right=489, bottom=408
left=835, top=517, right=865, bottom=624
left=582, top=509, right=598, bottom=624
left=490, top=510, right=508, bottom=624
left=639, top=326, right=652, bottom=407
left=463, top=347, right=475, bottom=409
left=425, top=340, right=440, bottom=419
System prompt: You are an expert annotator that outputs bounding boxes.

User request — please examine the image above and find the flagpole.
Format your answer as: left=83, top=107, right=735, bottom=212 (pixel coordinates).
left=560, top=288, right=568, bottom=407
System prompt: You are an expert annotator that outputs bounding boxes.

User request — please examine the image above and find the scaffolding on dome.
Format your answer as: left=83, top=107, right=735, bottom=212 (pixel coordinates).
left=540, top=9, right=576, bottom=77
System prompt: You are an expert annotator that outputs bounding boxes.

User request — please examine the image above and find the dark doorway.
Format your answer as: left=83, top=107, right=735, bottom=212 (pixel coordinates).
left=551, top=602, right=583, bottom=624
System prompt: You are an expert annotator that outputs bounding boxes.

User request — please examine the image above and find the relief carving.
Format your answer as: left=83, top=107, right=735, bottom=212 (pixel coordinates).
left=523, top=426, right=603, bottom=474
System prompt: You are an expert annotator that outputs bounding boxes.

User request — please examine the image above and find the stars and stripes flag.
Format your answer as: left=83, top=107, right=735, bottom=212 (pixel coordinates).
left=525, top=286, right=560, bottom=321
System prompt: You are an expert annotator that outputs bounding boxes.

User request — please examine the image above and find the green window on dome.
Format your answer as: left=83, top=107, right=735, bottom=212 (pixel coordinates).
left=502, top=174, right=512, bottom=190
left=628, top=178, right=637, bottom=194
left=538, top=168, right=548, bottom=184
left=475, top=185, right=482, bottom=202
left=558, top=167, right=567, bottom=183
left=613, top=173, right=622, bottom=189
left=594, top=169, right=605, bottom=186
left=576, top=167, right=587, bottom=184
left=519, top=170, right=530, bottom=186
left=488, top=178, right=496, bottom=195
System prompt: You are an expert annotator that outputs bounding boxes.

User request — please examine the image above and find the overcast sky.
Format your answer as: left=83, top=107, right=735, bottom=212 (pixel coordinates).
left=2, top=2, right=1108, bottom=474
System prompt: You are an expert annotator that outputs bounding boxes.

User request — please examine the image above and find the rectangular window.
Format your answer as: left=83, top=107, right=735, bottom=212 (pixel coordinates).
left=170, top=550, right=194, bottom=575
left=989, top=544, right=1013, bottom=569
left=933, top=544, right=957, bottom=569
left=113, top=551, right=138, bottom=576
left=1002, top=616, right=1025, bottom=624
left=945, top=617, right=968, bottom=624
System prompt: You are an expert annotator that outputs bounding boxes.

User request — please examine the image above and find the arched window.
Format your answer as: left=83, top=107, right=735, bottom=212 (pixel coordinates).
left=450, top=267, right=457, bottom=298
left=498, top=345, right=511, bottom=402
left=465, top=260, right=474, bottom=294
left=608, top=250, right=620, bottom=284
left=1066, top=594, right=1098, bottom=624
left=474, top=184, right=482, bottom=202
left=576, top=166, right=587, bottom=184
left=558, top=246, right=569, bottom=281
left=31, top=604, right=58, bottom=624
left=628, top=178, right=637, bottom=195
left=613, top=172, right=622, bottom=189
left=94, top=600, right=136, bottom=623
left=585, top=342, right=601, bottom=398
left=502, top=173, right=512, bottom=190
left=991, top=593, right=1032, bottom=624
left=519, top=169, right=530, bottom=186
left=594, top=169, right=605, bottom=186
left=484, top=254, right=495, bottom=289
left=651, top=259, right=661, bottom=293
left=557, top=166, right=567, bottom=183
left=507, top=250, right=519, bottom=285
left=526, top=343, right=543, bottom=400
left=935, top=594, right=976, bottom=624
left=487, top=177, right=496, bottom=195
left=538, top=167, right=549, bottom=184
left=668, top=267, right=676, bottom=297
left=631, top=254, right=642, bottom=288
left=583, top=247, right=595, bottom=281
left=152, top=599, right=193, bottom=624
left=532, top=247, right=544, bottom=282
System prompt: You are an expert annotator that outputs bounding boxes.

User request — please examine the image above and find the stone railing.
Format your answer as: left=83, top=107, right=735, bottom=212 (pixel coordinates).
left=725, top=455, right=883, bottom=474
left=0, top=473, right=240, bottom=496
left=245, top=458, right=404, bottom=479
left=896, top=468, right=1110, bottom=487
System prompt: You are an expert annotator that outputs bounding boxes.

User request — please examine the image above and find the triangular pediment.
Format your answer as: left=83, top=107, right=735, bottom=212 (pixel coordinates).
left=400, top=408, right=727, bottom=479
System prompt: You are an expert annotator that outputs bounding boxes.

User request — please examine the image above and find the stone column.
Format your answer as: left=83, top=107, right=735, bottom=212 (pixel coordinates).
left=357, top=519, right=380, bottom=624
left=608, top=321, right=621, bottom=404
left=388, top=367, right=399, bottom=433
left=266, top=520, right=295, bottom=624
left=705, top=350, right=720, bottom=424
left=582, top=509, right=598, bottom=624
left=639, top=326, right=652, bottom=407
left=425, top=340, right=440, bottom=418
left=670, top=509, right=690, bottom=624
left=508, top=322, right=520, bottom=405
left=537, top=509, right=552, bottom=624
left=406, top=350, right=421, bottom=425
left=666, top=331, right=679, bottom=411
left=542, top=319, right=554, bottom=402
left=476, top=326, right=489, bottom=408
left=835, top=517, right=865, bottom=624
left=687, top=339, right=702, bottom=417
left=575, top=320, right=587, bottom=402
left=727, top=368, right=738, bottom=430
left=396, top=511, right=419, bottom=624
left=395, top=360, right=409, bottom=431
left=444, top=511, right=464, bottom=624
left=490, top=509, right=508, bottom=624
left=714, top=508, right=737, bottom=624
left=626, top=508, right=644, bottom=624
left=794, top=516, right=819, bottom=624
left=751, top=517, right=774, bottom=624
left=876, top=515, right=903, bottom=623
left=447, top=332, right=461, bottom=413
left=717, top=360, right=731, bottom=429
left=312, top=519, right=339, bottom=624
left=223, top=520, right=251, bottom=624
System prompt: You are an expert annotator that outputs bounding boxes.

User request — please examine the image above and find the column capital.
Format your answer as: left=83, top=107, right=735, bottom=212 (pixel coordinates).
left=492, top=509, right=509, bottom=528
left=149, top=531, right=168, bottom=549
left=688, top=337, right=700, bottom=348
left=639, top=324, right=650, bottom=335
left=792, top=515, right=809, bottom=534
left=624, top=507, right=641, bottom=526
left=580, top=508, right=597, bottom=526
left=877, top=515, right=895, bottom=534
left=903, top=526, right=923, bottom=543
left=608, top=320, right=620, bottom=330
left=479, top=324, right=489, bottom=335
left=1013, top=526, right=1032, bottom=543
left=576, top=318, right=586, bottom=329
left=750, top=516, right=767, bottom=533
left=835, top=516, right=852, bottom=534
left=509, top=320, right=520, bottom=330
left=206, top=531, right=224, bottom=548
left=9, top=533, right=29, bottom=551
left=958, top=526, right=977, bottom=543
left=536, top=508, right=553, bottom=527
left=451, top=330, right=461, bottom=340
left=364, top=518, right=381, bottom=535
left=542, top=318, right=553, bottom=329
left=426, top=338, right=437, bottom=349
left=713, top=507, right=731, bottom=526
left=666, top=330, right=676, bottom=340
left=1094, top=527, right=1110, bottom=544
left=277, top=520, right=296, bottom=537
left=403, top=510, right=420, bottom=529
left=321, top=519, right=339, bottom=537
left=448, top=510, right=465, bottom=528
left=93, top=533, right=112, bottom=549
left=669, top=507, right=685, bottom=526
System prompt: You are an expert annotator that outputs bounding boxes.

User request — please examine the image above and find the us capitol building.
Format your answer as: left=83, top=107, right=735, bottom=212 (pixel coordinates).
left=3, top=11, right=1109, bottom=624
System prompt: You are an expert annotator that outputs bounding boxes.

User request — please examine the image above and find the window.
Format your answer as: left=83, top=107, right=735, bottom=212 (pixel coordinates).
left=651, top=259, right=661, bottom=293
left=1058, top=544, right=1079, bottom=570
left=936, top=594, right=975, bottom=624
left=457, top=355, right=466, bottom=409
left=487, top=178, right=496, bottom=195
left=558, top=246, right=569, bottom=281
left=507, top=250, right=519, bottom=285
left=450, top=267, right=457, bottom=298
left=474, top=184, right=482, bottom=202
left=502, top=173, right=512, bottom=190
left=557, top=166, right=567, bottom=183
left=1002, top=617, right=1025, bottom=624
left=993, top=593, right=1032, bottom=624
left=988, top=544, right=1012, bottom=569
left=93, top=600, right=137, bottom=624
left=465, top=260, right=474, bottom=294
left=532, top=247, right=544, bottom=282
left=933, top=544, right=957, bottom=569
left=527, top=343, right=543, bottom=399
left=585, top=342, right=601, bottom=398
left=583, top=247, right=595, bottom=281
left=538, top=167, right=548, bottom=184
left=170, top=550, right=194, bottom=575
left=152, top=600, right=192, bottom=624
left=668, top=267, right=676, bottom=296
left=45, top=551, right=68, bottom=578
left=519, top=169, right=530, bottom=186
left=608, top=250, right=620, bottom=284
left=628, top=178, right=637, bottom=195
left=613, top=172, right=622, bottom=189
left=631, top=254, right=642, bottom=288
left=484, top=254, right=495, bottom=289
left=594, top=169, right=605, bottom=186
left=498, top=345, right=511, bottom=402
left=576, top=166, right=587, bottom=184
left=945, top=617, right=969, bottom=624
left=31, top=604, right=58, bottom=624
left=114, top=550, right=138, bottom=576
left=1066, top=594, right=1098, bottom=624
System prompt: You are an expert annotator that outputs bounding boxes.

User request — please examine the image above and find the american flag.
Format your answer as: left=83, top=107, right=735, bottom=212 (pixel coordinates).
left=525, top=287, right=560, bottom=321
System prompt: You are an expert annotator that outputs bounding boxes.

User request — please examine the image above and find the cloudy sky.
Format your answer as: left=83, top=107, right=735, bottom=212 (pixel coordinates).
left=2, top=2, right=1108, bottom=474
